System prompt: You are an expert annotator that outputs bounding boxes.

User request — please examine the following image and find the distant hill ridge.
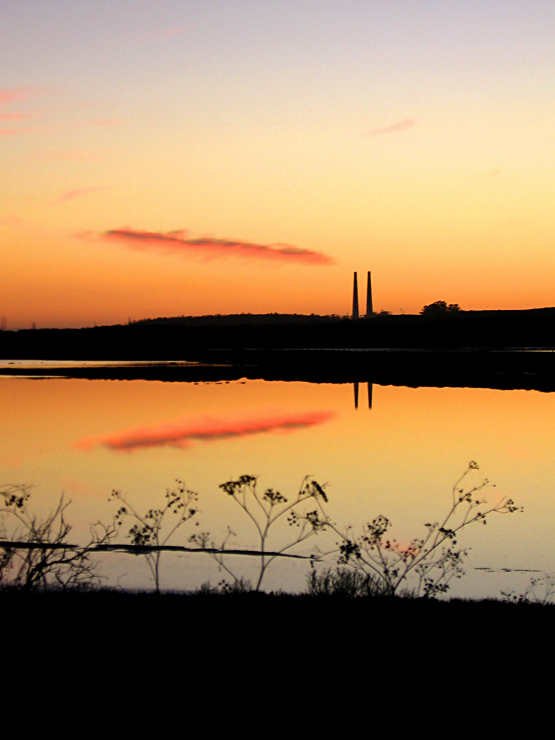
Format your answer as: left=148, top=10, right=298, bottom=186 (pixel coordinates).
left=131, top=307, right=555, bottom=327
left=132, top=313, right=344, bottom=327
left=4, top=307, right=555, bottom=359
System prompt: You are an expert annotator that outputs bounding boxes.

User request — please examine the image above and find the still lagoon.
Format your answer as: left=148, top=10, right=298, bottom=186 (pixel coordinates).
left=1, top=369, right=554, bottom=598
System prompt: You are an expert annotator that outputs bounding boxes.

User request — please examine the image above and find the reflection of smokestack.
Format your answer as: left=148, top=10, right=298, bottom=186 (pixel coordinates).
left=366, top=271, right=373, bottom=317
left=352, top=272, right=359, bottom=319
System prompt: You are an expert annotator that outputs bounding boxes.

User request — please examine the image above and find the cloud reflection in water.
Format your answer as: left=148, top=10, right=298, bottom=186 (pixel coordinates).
left=76, top=409, right=336, bottom=452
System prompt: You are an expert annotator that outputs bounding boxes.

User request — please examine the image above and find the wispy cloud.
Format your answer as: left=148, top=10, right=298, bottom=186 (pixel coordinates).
left=76, top=409, right=335, bottom=452
left=0, top=89, right=29, bottom=106
left=92, top=227, right=334, bottom=265
left=0, top=127, right=33, bottom=137
left=0, top=85, right=44, bottom=106
left=71, top=229, right=95, bottom=239
left=0, top=91, right=23, bottom=105
left=51, top=186, right=108, bottom=205
left=83, top=119, right=125, bottom=127
left=0, top=215, right=26, bottom=228
left=0, top=88, right=124, bottom=137
left=0, top=86, right=43, bottom=136
left=365, top=118, right=416, bottom=136
left=482, top=167, right=502, bottom=179
left=0, top=113, right=32, bottom=121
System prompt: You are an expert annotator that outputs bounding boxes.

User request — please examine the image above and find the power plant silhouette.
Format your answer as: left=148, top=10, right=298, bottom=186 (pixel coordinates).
left=351, top=272, right=373, bottom=410
left=352, top=271, right=373, bottom=319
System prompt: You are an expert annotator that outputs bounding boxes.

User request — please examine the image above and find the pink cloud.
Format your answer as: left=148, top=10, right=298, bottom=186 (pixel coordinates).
left=51, top=186, right=108, bottom=205
left=0, top=127, right=33, bottom=137
left=365, top=119, right=416, bottom=136
left=95, top=227, right=334, bottom=265
left=0, top=215, right=26, bottom=228
left=0, top=90, right=26, bottom=105
left=76, top=410, right=336, bottom=452
left=0, top=89, right=40, bottom=136
left=0, top=113, right=32, bottom=121
left=0, top=86, right=44, bottom=106
left=71, top=229, right=95, bottom=239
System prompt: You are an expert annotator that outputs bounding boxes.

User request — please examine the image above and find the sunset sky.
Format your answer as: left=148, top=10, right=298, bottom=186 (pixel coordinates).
left=2, top=1, right=555, bottom=328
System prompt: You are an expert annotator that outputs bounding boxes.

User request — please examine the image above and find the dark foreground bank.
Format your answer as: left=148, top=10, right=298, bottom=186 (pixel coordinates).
left=6, top=588, right=549, bottom=704
left=4, top=588, right=553, bottom=647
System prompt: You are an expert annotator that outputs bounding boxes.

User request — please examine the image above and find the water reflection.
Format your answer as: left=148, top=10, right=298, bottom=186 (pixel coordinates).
left=77, top=409, right=335, bottom=451
left=1, top=375, right=554, bottom=598
left=353, top=382, right=373, bottom=410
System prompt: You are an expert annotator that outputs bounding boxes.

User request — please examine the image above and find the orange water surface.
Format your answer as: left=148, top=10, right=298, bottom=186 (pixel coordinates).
left=1, top=376, right=553, bottom=597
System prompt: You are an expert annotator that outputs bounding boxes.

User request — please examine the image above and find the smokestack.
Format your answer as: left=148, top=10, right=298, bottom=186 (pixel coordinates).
left=352, top=272, right=359, bottom=319
left=366, top=271, right=373, bottom=316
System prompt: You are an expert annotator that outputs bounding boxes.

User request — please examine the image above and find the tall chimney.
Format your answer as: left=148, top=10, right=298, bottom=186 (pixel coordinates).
left=366, top=271, right=373, bottom=316
left=352, top=272, right=359, bottom=319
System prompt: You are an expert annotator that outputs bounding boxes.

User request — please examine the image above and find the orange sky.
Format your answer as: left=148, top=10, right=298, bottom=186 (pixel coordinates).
left=2, top=2, right=555, bottom=328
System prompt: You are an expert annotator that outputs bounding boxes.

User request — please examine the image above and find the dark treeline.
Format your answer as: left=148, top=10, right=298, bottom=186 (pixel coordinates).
left=3, top=307, right=555, bottom=360
left=132, top=312, right=345, bottom=326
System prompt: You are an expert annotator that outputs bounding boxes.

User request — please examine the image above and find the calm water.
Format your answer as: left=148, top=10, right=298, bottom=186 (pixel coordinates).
left=2, top=371, right=554, bottom=598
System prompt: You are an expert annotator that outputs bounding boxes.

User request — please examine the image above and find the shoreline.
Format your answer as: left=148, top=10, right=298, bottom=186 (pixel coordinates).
left=3, top=349, right=555, bottom=392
